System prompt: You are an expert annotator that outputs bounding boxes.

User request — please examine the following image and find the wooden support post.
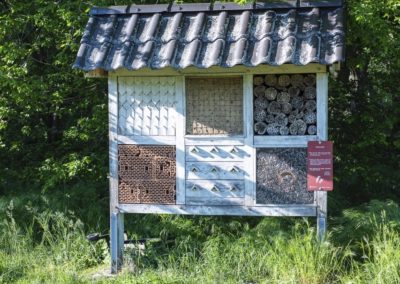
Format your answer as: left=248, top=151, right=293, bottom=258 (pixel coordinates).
left=109, top=75, right=124, bottom=273
left=111, top=212, right=124, bottom=273
left=316, top=73, right=328, bottom=240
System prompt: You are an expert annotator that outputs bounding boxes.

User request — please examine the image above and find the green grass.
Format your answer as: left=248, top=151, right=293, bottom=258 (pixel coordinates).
left=1, top=193, right=400, bottom=283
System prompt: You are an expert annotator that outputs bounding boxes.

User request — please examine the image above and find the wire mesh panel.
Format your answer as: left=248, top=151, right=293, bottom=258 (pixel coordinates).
left=186, top=77, right=243, bottom=135
left=256, top=148, right=313, bottom=204
left=253, top=74, right=317, bottom=136
left=118, top=145, right=176, bottom=204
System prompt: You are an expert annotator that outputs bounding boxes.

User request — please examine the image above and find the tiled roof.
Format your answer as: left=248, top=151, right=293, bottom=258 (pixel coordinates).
left=73, top=1, right=345, bottom=71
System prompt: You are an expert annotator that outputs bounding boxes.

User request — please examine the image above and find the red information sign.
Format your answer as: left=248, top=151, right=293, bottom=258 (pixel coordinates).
left=307, top=141, right=333, bottom=191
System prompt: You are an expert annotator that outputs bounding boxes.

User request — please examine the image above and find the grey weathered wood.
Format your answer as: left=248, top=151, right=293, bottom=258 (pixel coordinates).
left=186, top=161, right=246, bottom=180
left=186, top=197, right=245, bottom=206
left=114, top=64, right=327, bottom=77
left=109, top=75, right=121, bottom=273
left=186, top=180, right=245, bottom=198
left=117, top=135, right=176, bottom=145
left=117, top=204, right=317, bottom=216
left=244, top=74, right=256, bottom=206
left=316, top=72, right=328, bottom=240
left=185, top=145, right=250, bottom=161
left=254, top=135, right=318, bottom=147
left=175, top=76, right=186, bottom=204
left=185, top=137, right=245, bottom=145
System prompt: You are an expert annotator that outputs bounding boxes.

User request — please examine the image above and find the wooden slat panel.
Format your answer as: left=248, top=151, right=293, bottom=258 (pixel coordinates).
left=186, top=180, right=245, bottom=198
left=186, top=161, right=246, bottom=180
left=185, top=145, right=250, bottom=161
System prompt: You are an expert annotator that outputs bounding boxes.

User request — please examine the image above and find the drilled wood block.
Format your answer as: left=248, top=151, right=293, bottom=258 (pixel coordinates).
left=256, top=148, right=313, bottom=204
left=118, top=145, right=176, bottom=204
left=186, top=77, right=243, bottom=135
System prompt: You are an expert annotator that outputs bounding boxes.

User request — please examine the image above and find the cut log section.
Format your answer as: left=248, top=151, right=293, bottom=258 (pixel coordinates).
left=264, top=74, right=277, bottom=86
left=290, top=74, right=304, bottom=88
left=253, top=76, right=264, bottom=86
left=254, top=108, right=267, bottom=122
left=254, top=85, right=266, bottom=97
left=278, top=75, right=291, bottom=87
left=304, top=74, right=316, bottom=86
left=265, top=87, right=278, bottom=100
left=304, top=86, right=316, bottom=99
left=254, top=97, right=269, bottom=109
left=275, top=113, right=288, bottom=127
left=304, top=111, right=317, bottom=124
left=277, top=92, right=290, bottom=103
left=266, top=123, right=280, bottom=135
left=307, top=125, right=317, bottom=135
left=254, top=121, right=267, bottom=135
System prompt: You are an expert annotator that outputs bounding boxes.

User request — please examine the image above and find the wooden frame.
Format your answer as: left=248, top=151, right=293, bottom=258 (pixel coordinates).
left=108, top=64, right=329, bottom=271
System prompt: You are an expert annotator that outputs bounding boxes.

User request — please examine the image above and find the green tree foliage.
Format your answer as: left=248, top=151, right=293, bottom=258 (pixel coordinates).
left=0, top=0, right=399, bottom=208
left=330, top=0, right=400, bottom=205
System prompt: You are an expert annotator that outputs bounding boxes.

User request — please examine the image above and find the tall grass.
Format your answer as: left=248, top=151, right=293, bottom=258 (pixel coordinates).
left=0, top=198, right=399, bottom=283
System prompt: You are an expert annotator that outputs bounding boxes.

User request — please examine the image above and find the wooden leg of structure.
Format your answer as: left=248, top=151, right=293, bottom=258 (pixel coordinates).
left=317, top=208, right=326, bottom=241
left=111, top=212, right=124, bottom=274
left=316, top=191, right=327, bottom=241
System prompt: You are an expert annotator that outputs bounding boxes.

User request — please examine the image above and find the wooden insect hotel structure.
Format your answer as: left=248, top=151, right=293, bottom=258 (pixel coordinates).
left=74, top=0, right=344, bottom=272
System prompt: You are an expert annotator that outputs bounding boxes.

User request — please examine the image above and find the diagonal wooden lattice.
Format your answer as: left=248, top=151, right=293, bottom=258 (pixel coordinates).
left=118, top=145, right=176, bottom=204
left=186, top=77, right=243, bottom=135
left=118, top=77, right=177, bottom=136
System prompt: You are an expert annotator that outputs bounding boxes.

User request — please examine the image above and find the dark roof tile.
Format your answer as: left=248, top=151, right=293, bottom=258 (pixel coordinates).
left=74, top=2, right=345, bottom=71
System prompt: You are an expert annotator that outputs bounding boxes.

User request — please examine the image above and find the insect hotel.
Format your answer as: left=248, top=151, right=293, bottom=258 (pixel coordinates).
left=74, top=0, right=344, bottom=272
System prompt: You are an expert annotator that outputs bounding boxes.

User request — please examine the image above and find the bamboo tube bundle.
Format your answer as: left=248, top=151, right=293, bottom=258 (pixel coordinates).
left=307, top=125, right=317, bottom=135
left=304, top=86, right=316, bottom=99
left=279, top=126, right=290, bottom=135
left=304, top=100, right=316, bottom=112
left=265, top=87, right=278, bottom=100
left=255, top=121, right=268, bottom=135
left=281, top=102, right=292, bottom=114
left=254, top=108, right=267, bottom=122
left=254, top=96, right=269, bottom=109
left=278, top=75, right=291, bottom=87
left=277, top=92, right=290, bottom=103
left=253, top=76, right=264, bottom=86
left=267, top=101, right=281, bottom=114
left=266, top=123, right=280, bottom=135
left=264, top=74, right=277, bottom=86
left=275, top=113, right=288, bottom=127
left=304, top=111, right=317, bottom=124
left=254, top=85, right=266, bottom=97
left=304, top=74, right=316, bottom=86
left=265, top=114, right=275, bottom=124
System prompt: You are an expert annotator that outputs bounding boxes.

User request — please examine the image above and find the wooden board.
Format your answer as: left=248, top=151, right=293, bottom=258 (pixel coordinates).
left=118, top=204, right=317, bottom=216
